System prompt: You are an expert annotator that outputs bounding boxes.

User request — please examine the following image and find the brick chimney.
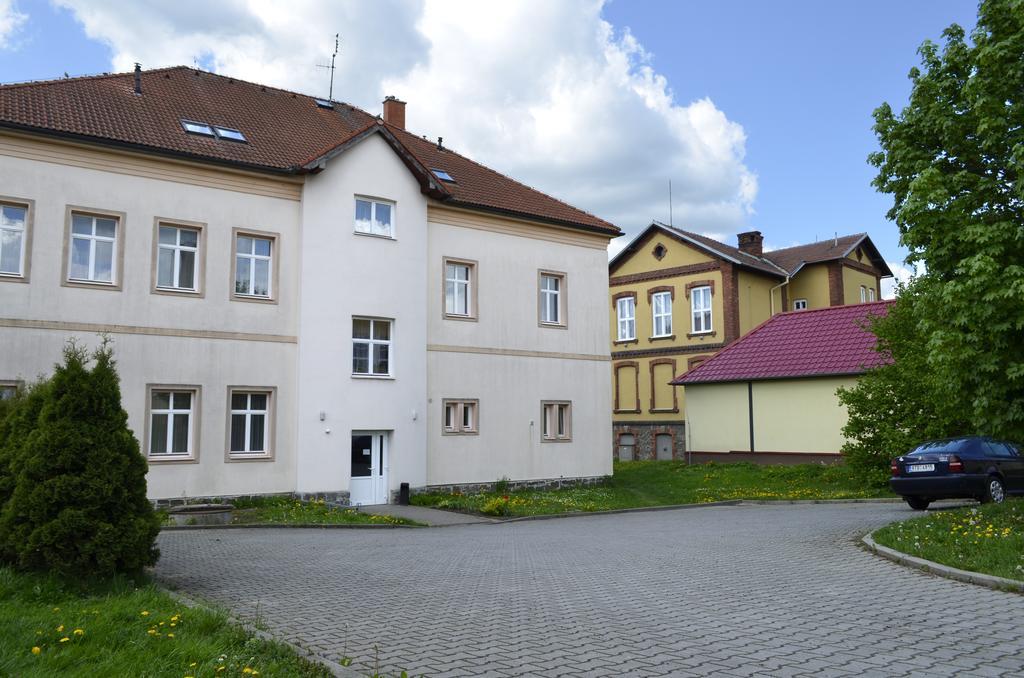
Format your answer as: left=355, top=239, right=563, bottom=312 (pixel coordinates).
left=382, top=96, right=406, bottom=130
left=737, top=231, right=764, bottom=256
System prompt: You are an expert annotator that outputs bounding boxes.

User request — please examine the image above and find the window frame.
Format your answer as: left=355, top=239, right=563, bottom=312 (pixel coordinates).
left=352, top=317, right=394, bottom=378
left=867, top=287, right=876, bottom=302
left=541, top=400, right=572, bottom=443
left=616, top=295, right=636, bottom=341
left=0, top=196, right=34, bottom=283
left=689, top=285, right=712, bottom=335
left=354, top=196, right=396, bottom=239
left=230, top=227, right=279, bottom=304
left=144, top=384, right=201, bottom=464
left=538, top=270, right=568, bottom=328
left=442, top=256, right=478, bottom=321
left=442, top=398, right=479, bottom=435
left=652, top=290, right=674, bottom=337
left=860, top=285, right=867, bottom=303
left=793, top=299, right=808, bottom=311
left=0, top=379, right=23, bottom=400
left=61, top=205, right=126, bottom=291
left=151, top=217, right=206, bottom=297
left=225, top=386, right=276, bottom=462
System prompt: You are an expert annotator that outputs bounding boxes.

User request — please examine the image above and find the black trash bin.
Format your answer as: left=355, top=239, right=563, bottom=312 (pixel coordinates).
left=399, top=482, right=410, bottom=506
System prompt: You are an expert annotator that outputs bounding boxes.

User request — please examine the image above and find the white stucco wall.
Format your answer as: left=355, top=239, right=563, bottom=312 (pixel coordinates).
left=426, top=217, right=613, bottom=485
left=0, top=148, right=301, bottom=499
left=295, top=133, right=429, bottom=494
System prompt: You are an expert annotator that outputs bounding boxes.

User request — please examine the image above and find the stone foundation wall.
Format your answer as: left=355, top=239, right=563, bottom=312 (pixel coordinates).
left=613, top=422, right=686, bottom=461
left=414, top=475, right=608, bottom=497
left=152, top=490, right=351, bottom=509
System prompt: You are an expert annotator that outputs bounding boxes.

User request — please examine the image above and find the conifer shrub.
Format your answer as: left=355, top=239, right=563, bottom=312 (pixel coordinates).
left=0, top=340, right=160, bottom=576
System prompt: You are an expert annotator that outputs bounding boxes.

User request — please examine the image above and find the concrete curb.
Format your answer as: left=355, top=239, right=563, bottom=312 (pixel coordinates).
left=161, top=522, right=421, bottom=531
left=159, top=587, right=363, bottom=677
left=741, top=497, right=902, bottom=505
left=496, top=499, right=744, bottom=523
left=862, top=531, right=1024, bottom=594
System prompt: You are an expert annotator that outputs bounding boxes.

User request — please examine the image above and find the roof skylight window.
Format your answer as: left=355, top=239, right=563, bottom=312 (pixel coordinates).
left=432, top=168, right=455, bottom=183
left=314, top=98, right=334, bottom=109
left=181, top=120, right=214, bottom=136
left=213, top=126, right=247, bottom=142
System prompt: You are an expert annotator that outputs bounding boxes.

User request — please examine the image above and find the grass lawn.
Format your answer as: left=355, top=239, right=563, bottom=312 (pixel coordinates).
left=0, top=567, right=330, bottom=677
left=162, top=496, right=421, bottom=527
left=412, top=460, right=891, bottom=517
left=872, top=499, right=1024, bottom=581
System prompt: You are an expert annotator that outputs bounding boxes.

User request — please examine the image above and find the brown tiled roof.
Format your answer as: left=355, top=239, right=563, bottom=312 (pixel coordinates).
left=662, top=225, right=788, bottom=276
left=0, top=66, right=619, bottom=236
left=764, top=234, right=867, bottom=273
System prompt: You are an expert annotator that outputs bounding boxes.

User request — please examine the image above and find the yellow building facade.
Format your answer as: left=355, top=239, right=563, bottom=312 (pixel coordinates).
left=608, top=223, right=891, bottom=461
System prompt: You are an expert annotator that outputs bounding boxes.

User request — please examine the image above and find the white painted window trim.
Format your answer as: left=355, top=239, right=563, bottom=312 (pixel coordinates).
left=352, top=317, right=393, bottom=378
left=793, top=298, right=808, bottom=311
left=354, top=196, right=396, bottom=239
left=0, top=201, right=29, bottom=279
left=68, top=212, right=118, bottom=284
left=867, top=287, right=876, bottom=302
left=617, top=296, right=636, bottom=341
left=146, top=386, right=199, bottom=463
left=860, top=285, right=867, bottom=303
left=652, top=291, right=673, bottom=337
left=445, top=260, right=473, bottom=317
left=690, top=286, right=712, bottom=334
left=156, top=224, right=200, bottom=292
left=539, top=272, right=565, bottom=326
left=227, top=389, right=273, bottom=460
left=234, top=234, right=273, bottom=298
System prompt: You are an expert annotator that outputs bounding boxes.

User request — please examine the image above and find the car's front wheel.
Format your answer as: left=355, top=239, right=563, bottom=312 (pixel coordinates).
left=980, top=476, right=1005, bottom=504
left=905, top=496, right=930, bottom=511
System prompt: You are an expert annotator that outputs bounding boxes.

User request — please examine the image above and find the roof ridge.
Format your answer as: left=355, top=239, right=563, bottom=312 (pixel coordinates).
left=765, top=232, right=866, bottom=255
left=0, top=65, right=183, bottom=90
left=393, top=126, right=617, bottom=231
left=659, top=223, right=789, bottom=274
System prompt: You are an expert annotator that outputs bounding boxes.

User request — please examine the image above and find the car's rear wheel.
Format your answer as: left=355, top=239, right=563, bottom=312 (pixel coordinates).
left=981, top=476, right=1005, bottom=504
left=905, top=496, right=930, bottom=511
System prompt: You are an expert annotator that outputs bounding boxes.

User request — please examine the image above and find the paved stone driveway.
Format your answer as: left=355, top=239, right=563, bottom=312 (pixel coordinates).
left=156, top=504, right=1024, bottom=677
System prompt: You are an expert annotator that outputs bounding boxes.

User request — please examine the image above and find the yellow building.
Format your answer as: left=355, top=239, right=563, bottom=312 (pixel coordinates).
left=608, top=222, right=891, bottom=460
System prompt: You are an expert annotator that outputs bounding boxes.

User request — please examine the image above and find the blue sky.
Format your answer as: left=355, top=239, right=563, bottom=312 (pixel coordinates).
left=1, top=1, right=980, bottom=289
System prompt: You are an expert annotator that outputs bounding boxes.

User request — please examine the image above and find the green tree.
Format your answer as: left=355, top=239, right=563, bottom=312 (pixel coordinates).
left=845, top=0, right=1024, bottom=477
left=0, top=340, right=160, bottom=576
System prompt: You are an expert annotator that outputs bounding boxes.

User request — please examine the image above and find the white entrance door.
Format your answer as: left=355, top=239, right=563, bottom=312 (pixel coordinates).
left=349, top=432, right=388, bottom=505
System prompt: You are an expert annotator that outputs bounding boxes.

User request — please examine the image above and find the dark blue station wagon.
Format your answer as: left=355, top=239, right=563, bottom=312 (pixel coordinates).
left=890, top=437, right=1024, bottom=510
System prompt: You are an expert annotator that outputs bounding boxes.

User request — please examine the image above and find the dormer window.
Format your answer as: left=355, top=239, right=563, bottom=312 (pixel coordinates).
left=181, top=120, right=214, bottom=136
left=432, top=168, right=455, bottom=183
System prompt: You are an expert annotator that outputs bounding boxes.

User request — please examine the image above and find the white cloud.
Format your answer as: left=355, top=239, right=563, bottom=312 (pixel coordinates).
left=882, top=259, right=925, bottom=299
left=0, top=0, right=27, bottom=49
left=56, top=0, right=757, bottom=240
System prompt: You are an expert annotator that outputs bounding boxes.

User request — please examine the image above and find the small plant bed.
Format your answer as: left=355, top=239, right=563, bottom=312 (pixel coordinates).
left=0, top=566, right=331, bottom=677
left=162, top=497, right=421, bottom=527
left=412, top=460, right=891, bottom=517
left=872, top=500, right=1024, bottom=582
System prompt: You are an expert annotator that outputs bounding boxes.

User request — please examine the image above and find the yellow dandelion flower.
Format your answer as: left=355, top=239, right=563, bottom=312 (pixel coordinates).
left=167, top=633, right=175, bottom=638
left=170, top=623, right=176, bottom=627
left=56, top=624, right=64, bottom=633
left=73, top=629, right=84, bottom=636
left=148, top=629, right=158, bottom=636
left=59, top=637, right=70, bottom=643
left=31, top=646, right=41, bottom=655
left=141, top=611, right=150, bottom=616
left=52, top=607, right=60, bottom=612
left=243, top=668, right=254, bottom=674
left=216, top=666, right=225, bottom=673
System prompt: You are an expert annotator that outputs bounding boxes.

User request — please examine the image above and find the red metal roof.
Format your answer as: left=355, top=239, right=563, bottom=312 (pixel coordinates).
left=0, top=66, right=619, bottom=236
left=674, top=301, right=894, bottom=384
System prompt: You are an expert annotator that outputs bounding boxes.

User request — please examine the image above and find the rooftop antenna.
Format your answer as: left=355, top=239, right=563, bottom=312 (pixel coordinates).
left=316, top=34, right=340, bottom=100
left=668, top=179, right=674, bottom=227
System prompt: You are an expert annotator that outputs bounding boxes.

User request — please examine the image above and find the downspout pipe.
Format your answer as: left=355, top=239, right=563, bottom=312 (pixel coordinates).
left=769, top=275, right=790, bottom=316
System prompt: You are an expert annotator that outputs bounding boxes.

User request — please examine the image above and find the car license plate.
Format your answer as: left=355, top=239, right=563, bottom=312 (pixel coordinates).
left=907, top=464, right=935, bottom=473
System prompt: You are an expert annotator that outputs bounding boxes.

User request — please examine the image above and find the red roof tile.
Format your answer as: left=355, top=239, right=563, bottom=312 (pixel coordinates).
left=0, top=66, right=619, bottom=236
left=674, top=301, right=894, bottom=384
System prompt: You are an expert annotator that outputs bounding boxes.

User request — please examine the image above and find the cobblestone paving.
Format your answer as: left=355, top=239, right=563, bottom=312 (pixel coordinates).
left=156, top=504, right=1024, bottom=677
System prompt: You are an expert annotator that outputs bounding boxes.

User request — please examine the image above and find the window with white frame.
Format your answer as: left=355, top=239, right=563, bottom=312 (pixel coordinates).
left=157, top=224, right=199, bottom=291
left=353, top=318, right=392, bottom=376
left=0, top=381, right=19, bottom=400
left=616, top=296, right=636, bottom=341
left=69, top=212, right=118, bottom=284
left=229, top=390, right=271, bottom=457
left=443, top=399, right=478, bottom=434
left=234, top=234, right=273, bottom=298
left=793, top=298, right=808, bottom=311
left=541, top=401, right=572, bottom=442
left=867, top=287, right=876, bottom=302
left=148, top=389, right=195, bottom=459
left=690, top=286, right=712, bottom=334
left=444, top=259, right=475, bottom=318
left=354, top=197, right=394, bottom=237
left=539, top=272, right=565, bottom=325
left=652, top=291, right=673, bottom=337
left=860, top=285, right=867, bottom=303
left=0, top=202, right=28, bottom=277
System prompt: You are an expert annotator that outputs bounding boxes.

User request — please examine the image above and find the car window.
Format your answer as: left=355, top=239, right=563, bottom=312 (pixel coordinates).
left=985, top=441, right=1015, bottom=458
left=909, top=438, right=977, bottom=456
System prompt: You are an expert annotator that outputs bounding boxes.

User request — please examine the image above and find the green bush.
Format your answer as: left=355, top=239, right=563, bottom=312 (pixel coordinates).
left=0, top=340, right=160, bottom=576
